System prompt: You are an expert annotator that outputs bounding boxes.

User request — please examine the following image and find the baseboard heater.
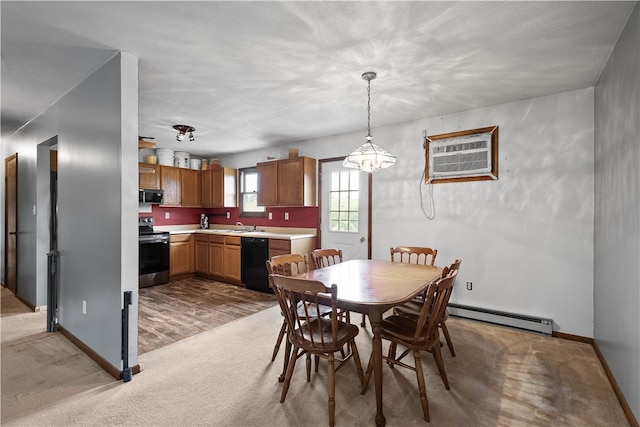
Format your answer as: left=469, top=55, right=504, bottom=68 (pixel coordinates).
left=448, top=303, right=553, bottom=335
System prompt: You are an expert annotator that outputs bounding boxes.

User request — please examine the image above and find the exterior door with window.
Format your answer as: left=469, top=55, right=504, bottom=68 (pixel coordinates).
left=320, top=160, right=369, bottom=261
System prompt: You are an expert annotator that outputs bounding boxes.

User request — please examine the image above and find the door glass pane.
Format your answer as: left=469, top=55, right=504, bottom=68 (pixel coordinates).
left=329, top=170, right=359, bottom=232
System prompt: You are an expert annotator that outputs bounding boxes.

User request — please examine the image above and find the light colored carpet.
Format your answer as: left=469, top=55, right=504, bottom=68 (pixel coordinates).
left=1, top=288, right=629, bottom=426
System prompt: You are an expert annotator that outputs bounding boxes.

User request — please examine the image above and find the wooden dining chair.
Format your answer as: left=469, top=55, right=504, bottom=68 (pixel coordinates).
left=266, top=253, right=322, bottom=381
left=394, top=259, right=462, bottom=356
left=390, top=246, right=438, bottom=266
left=311, top=248, right=343, bottom=269
left=311, top=248, right=351, bottom=323
left=362, top=270, right=458, bottom=422
left=270, top=274, right=365, bottom=427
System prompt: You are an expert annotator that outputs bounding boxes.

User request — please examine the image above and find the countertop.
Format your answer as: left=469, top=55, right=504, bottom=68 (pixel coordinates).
left=155, top=225, right=316, bottom=241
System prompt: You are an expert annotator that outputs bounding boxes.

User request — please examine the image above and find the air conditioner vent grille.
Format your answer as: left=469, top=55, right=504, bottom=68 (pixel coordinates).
left=432, top=151, right=489, bottom=174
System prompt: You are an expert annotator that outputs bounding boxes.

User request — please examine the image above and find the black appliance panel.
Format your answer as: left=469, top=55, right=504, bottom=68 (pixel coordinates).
left=241, top=237, right=270, bottom=293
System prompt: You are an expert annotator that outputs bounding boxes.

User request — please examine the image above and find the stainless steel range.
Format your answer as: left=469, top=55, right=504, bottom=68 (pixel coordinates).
left=139, top=216, right=170, bottom=288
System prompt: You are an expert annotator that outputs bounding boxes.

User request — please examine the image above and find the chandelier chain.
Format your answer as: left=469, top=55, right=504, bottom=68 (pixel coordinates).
left=367, top=78, right=372, bottom=138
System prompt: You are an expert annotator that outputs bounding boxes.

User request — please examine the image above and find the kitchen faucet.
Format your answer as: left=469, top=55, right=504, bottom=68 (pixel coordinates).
left=235, top=221, right=255, bottom=231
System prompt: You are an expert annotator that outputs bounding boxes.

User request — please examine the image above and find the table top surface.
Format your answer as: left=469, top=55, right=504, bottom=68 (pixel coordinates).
left=297, top=259, right=442, bottom=307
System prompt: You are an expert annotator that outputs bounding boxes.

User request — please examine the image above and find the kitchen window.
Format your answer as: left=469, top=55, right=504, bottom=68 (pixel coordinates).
left=240, top=167, right=265, bottom=217
left=329, top=170, right=359, bottom=232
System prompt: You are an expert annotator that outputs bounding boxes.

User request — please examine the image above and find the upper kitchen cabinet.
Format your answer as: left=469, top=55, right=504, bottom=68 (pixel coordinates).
left=202, top=168, right=237, bottom=208
left=181, top=168, right=201, bottom=207
left=160, top=166, right=181, bottom=206
left=257, top=157, right=316, bottom=207
left=159, top=165, right=200, bottom=207
left=256, top=161, right=278, bottom=206
left=139, top=163, right=160, bottom=190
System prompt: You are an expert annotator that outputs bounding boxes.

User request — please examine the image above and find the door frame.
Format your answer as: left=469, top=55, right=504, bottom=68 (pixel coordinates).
left=4, top=153, right=18, bottom=293
left=318, top=157, right=372, bottom=259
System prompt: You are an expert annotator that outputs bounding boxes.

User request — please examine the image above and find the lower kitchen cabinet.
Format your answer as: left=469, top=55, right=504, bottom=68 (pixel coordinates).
left=198, top=234, right=241, bottom=284
left=208, top=235, right=225, bottom=278
left=170, top=234, right=194, bottom=278
left=224, top=236, right=242, bottom=283
left=195, top=234, right=209, bottom=274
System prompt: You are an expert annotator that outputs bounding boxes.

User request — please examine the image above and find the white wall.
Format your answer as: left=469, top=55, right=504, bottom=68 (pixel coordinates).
left=1, top=52, right=139, bottom=371
left=594, top=2, right=640, bottom=419
left=222, top=88, right=595, bottom=337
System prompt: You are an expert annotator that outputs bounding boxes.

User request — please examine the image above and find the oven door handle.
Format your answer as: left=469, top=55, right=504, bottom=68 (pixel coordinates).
left=139, top=236, right=170, bottom=244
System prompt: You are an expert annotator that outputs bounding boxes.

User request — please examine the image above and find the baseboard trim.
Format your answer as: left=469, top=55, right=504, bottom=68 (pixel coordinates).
left=553, top=331, right=638, bottom=427
left=15, top=293, right=36, bottom=311
left=57, top=324, right=141, bottom=381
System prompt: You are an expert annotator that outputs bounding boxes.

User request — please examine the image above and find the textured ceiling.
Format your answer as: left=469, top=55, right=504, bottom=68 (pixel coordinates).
left=1, top=1, right=635, bottom=156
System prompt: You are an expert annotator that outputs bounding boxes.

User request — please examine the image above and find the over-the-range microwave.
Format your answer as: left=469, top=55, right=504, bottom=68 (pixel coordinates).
left=139, top=188, right=164, bottom=205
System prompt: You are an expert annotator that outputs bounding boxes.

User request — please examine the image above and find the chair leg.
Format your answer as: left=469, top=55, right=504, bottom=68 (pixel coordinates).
left=387, top=342, right=398, bottom=369
left=280, top=346, right=299, bottom=403
left=315, top=355, right=320, bottom=372
left=431, top=341, right=450, bottom=390
left=272, top=321, right=287, bottom=361
left=361, top=352, right=373, bottom=394
left=360, top=313, right=367, bottom=327
left=278, top=337, right=292, bottom=382
left=306, top=353, right=312, bottom=382
left=327, top=353, right=336, bottom=427
left=440, top=321, right=456, bottom=357
left=350, top=339, right=365, bottom=387
left=413, top=349, right=430, bottom=422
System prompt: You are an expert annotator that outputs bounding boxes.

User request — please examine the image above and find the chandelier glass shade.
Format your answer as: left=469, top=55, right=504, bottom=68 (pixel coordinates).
left=343, top=71, right=396, bottom=172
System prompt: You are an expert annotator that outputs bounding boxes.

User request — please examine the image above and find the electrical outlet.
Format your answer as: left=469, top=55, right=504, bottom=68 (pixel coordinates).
left=466, top=282, right=473, bottom=291
left=284, top=212, right=289, bottom=220
left=165, top=212, right=170, bottom=219
left=82, top=300, right=87, bottom=314
left=226, top=212, right=230, bottom=219
left=268, top=212, right=273, bottom=220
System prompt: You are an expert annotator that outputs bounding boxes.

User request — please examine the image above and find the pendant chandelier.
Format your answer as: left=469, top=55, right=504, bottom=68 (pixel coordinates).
left=343, top=71, right=396, bottom=172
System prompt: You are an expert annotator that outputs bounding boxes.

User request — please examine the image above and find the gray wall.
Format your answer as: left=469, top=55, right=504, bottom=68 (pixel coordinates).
left=2, top=52, right=139, bottom=370
left=594, top=2, right=640, bottom=419
left=223, top=87, right=596, bottom=337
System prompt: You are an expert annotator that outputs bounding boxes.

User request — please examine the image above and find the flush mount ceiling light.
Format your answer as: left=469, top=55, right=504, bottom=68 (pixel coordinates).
left=173, top=124, right=195, bottom=142
left=343, top=71, right=396, bottom=173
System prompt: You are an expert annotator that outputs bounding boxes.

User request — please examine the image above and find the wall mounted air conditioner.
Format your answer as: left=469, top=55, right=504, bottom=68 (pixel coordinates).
left=425, top=126, right=499, bottom=184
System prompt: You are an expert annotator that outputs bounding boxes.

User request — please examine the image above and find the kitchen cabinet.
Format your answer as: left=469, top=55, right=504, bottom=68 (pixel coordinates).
left=208, top=235, right=225, bottom=278
left=181, top=169, right=201, bottom=207
left=139, top=163, right=160, bottom=189
left=200, top=234, right=241, bottom=284
left=257, top=157, right=316, bottom=207
left=224, top=236, right=242, bottom=283
left=159, top=166, right=201, bottom=207
left=202, top=168, right=237, bottom=208
left=195, top=234, right=209, bottom=274
left=160, top=166, right=181, bottom=206
left=170, top=234, right=194, bottom=278
left=256, top=161, right=278, bottom=206
left=268, top=237, right=317, bottom=260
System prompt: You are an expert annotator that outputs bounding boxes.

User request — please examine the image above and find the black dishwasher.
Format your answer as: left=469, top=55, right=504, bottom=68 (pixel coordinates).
left=241, top=237, right=270, bottom=293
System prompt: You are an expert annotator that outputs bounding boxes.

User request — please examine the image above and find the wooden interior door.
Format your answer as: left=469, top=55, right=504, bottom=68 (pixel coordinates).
left=4, top=154, right=18, bottom=293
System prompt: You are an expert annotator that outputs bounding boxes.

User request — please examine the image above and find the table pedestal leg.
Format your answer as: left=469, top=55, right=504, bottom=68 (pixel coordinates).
left=370, top=313, right=386, bottom=427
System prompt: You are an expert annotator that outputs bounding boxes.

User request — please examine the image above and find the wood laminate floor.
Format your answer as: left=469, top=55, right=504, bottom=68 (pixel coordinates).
left=138, top=277, right=278, bottom=354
